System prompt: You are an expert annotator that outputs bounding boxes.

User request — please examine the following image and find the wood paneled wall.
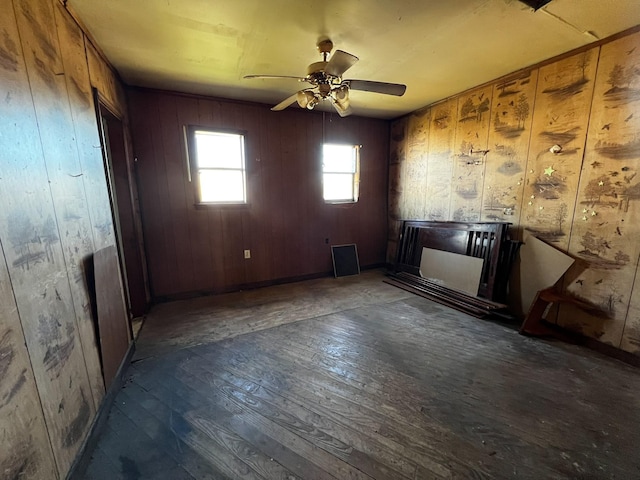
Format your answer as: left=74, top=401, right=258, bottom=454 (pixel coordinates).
left=388, top=27, right=640, bottom=355
left=128, top=89, right=390, bottom=299
left=0, top=1, right=131, bottom=478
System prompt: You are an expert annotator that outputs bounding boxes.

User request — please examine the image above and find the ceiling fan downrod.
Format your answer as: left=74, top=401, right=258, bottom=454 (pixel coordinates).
left=317, top=38, right=334, bottom=62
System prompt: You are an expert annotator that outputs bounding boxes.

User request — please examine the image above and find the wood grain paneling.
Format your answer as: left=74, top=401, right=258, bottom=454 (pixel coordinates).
left=176, top=97, right=217, bottom=288
left=129, top=89, right=390, bottom=298
left=52, top=2, right=116, bottom=251
left=562, top=31, right=640, bottom=350
left=49, top=0, right=107, bottom=411
left=157, top=95, right=194, bottom=293
left=3, top=1, right=95, bottom=473
left=85, top=40, right=125, bottom=116
left=388, top=29, right=640, bottom=355
left=481, top=69, right=538, bottom=234
left=129, top=92, right=173, bottom=295
left=426, top=98, right=458, bottom=220
left=87, top=28, right=148, bottom=316
left=0, top=248, right=57, bottom=480
left=387, top=117, right=409, bottom=262
left=520, top=48, right=598, bottom=250
left=1, top=1, right=134, bottom=477
left=20, top=0, right=112, bottom=414
left=399, top=108, right=430, bottom=220
left=450, top=85, right=493, bottom=222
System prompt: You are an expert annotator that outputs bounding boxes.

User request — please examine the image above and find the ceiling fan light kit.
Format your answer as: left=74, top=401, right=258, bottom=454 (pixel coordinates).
left=244, top=39, right=406, bottom=117
left=297, top=90, right=318, bottom=109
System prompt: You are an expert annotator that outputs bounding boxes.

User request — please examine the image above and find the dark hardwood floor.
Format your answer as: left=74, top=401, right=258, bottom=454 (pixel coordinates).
left=84, top=270, right=640, bottom=479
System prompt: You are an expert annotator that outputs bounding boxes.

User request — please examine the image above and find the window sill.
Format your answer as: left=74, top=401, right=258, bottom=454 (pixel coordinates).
left=324, top=200, right=358, bottom=206
left=194, top=202, right=250, bottom=210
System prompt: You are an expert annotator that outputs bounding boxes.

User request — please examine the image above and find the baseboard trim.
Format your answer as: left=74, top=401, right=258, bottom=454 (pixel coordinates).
left=152, top=263, right=388, bottom=304
left=546, top=322, right=640, bottom=367
left=66, top=341, right=135, bottom=480
left=582, top=336, right=640, bottom=367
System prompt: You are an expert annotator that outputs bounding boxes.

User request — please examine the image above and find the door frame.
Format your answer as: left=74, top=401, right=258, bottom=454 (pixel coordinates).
left=94, top=89, right=149, bottom=319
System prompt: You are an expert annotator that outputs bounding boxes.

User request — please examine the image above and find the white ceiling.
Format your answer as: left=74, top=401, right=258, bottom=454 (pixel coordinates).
left=69, top=0, right=640, bottom=119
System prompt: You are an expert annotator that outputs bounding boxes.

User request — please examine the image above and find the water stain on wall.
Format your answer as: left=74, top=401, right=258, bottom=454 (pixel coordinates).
left=38, top=314, right=75, bottom=376
left=18, top=1, right=58, bottom=65
left=432, top=106, right=452, bottom=129
left=0, top=330, right=15, bottom=381
left=33, top=54, right=59, bottom=92
left=496, top=159, right=522, bottom=175
left=594, top=137, right=640, bottom=159
left=530, top=175, right=568, bottom=200
left=0, top=443, right=37, bottom=480
left=539, top=127, right=580, bottom=145
left=17, top=0, right=63, bottom=94
left=95, top=222, right=114, bottom=245
left=62, top=389, right=90, bottom=448
left=0, top=30, right=19, bottom=72
left=7, top=212, right=59, bottom=270
left=69, top=75, right=91, bottom=110
left=0, top=369, right=27, bottom=410
left=624, top=325, right=640, bottom=350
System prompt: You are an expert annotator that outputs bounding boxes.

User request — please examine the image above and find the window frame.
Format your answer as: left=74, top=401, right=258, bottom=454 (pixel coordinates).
left=322, top=143, right=361, bottom=204
left=184, top=125, right=248, bottom=206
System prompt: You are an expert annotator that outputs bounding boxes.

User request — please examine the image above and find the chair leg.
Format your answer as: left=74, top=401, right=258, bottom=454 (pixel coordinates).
left=520, top=291, right=555, bottom=336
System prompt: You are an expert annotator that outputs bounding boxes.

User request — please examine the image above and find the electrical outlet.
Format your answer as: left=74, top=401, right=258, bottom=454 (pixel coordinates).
left=243, top=249, right=251, bottom=259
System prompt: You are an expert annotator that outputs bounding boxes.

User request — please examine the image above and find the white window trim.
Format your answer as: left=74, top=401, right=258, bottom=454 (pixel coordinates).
left=185, top=125, right=248, bottom=206
left=322, top=143, right=360, bottom=204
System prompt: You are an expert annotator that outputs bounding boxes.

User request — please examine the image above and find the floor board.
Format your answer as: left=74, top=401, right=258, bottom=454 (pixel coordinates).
left=84, top=270, right=640, bottom=479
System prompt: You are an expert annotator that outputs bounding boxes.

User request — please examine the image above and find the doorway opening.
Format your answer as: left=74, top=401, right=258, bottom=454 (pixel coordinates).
left=95, top=92, right=148, bottom=319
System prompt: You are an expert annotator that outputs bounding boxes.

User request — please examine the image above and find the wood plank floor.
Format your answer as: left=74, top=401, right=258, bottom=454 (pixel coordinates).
left=84, top=270, right=640, bottom=479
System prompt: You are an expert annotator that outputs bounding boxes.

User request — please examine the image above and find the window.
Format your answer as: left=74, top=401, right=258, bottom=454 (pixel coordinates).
left=186, top=127, right=247, bottom=204
left=322, top=144, right=360, bottom=203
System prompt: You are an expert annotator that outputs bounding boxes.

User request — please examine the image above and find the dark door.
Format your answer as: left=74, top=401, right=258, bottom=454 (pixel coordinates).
left=96, top=95, right=148, bottom=318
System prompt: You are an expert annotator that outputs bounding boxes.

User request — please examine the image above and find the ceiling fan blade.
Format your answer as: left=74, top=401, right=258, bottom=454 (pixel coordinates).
left=271, top=93, right=299, bottom=111
left=345, top=79, right=407, bottom=96
left=244, top=74, right=307, bottom=82
left=325, top=50, right=359, bottom=77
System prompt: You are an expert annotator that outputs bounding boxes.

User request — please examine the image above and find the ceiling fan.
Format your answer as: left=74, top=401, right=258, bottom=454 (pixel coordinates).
left=244, top=39, right=406, bottom=117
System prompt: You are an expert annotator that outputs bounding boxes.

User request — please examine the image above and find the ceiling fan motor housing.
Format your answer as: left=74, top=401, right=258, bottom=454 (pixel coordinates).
left=318, top=84, right=331, bottom=96
left=307, top=61, right=328, bottom=76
